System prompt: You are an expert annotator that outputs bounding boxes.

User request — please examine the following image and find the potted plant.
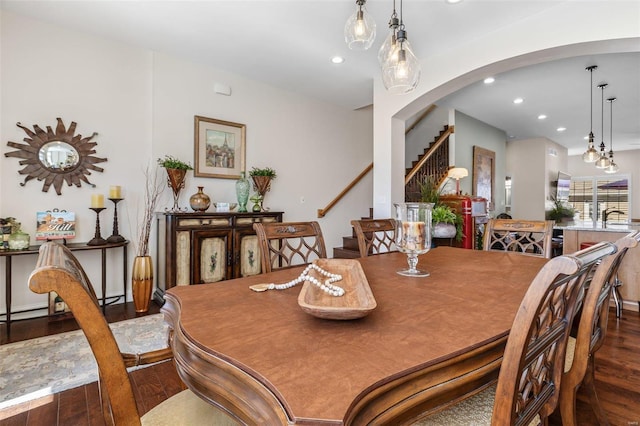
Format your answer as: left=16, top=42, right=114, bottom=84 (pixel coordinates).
left=419, top=176, right=464, bottom=242
left=546, top=197, right=576, bottom=224
left=157, top=155, right=193, bottom=212
left=249, top=166, right=277, bottom=211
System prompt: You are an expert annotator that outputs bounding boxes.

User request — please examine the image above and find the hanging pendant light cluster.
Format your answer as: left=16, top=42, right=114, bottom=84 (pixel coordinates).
left=581, top=65, right=620, bottom=173
left=582, top=66, right=599, bottom=163
left=605, top=97, right=619, bottom=174
left=344, top=0, right=376, bottom=51
left=594, top=83, right=610, bottom=169
left=344, top=0, right=421, bottom=94
left=379, top=0, right=421, bottom=94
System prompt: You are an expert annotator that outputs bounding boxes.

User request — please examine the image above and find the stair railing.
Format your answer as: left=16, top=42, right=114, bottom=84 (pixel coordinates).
left=317, top=163, right=373, bottom=218
left=405, top=125, right=454, bottom=201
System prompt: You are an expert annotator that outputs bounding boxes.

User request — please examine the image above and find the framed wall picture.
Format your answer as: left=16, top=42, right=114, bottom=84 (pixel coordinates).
left=194, top=115, right=246, bottom=179
left=472, top=146, right=495, bottom=210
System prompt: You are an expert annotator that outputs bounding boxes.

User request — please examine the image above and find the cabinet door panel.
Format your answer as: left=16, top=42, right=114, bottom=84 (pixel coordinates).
left=193, top=230, right=232, bottom=284
left=239, top=233, right=261, bottom=277
left=176, top=231, right=191, bottom=285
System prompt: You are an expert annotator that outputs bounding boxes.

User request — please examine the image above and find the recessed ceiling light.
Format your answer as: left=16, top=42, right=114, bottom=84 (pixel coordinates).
left=483, top=77, right=495, bottom=84
left=538, top=114, right=547, bottom=120
left=583, top=135, right=589, bottom=140
left=331, top=56, right=344, bottom=64
left=445, top=0, right=463, bottom=3
left=557, top=127, right=567, bottom=132
left=513, top=97, right=524, bottom=104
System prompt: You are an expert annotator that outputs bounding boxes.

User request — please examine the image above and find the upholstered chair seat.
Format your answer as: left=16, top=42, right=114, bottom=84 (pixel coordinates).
left=142, top=389, right=238, bottom=425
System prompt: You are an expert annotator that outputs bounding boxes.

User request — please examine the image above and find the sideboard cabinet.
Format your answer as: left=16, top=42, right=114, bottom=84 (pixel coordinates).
left=154, top=211, right=283, bottom=302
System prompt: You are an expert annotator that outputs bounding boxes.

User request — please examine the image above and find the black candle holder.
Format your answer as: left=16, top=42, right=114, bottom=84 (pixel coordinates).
left=87, top=207, right=108, bottom=246
left=107, top=198, right=126, bottom=243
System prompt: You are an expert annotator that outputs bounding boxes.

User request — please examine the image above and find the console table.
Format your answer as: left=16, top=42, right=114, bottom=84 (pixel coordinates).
left=1, top=240, right=129, bottom=334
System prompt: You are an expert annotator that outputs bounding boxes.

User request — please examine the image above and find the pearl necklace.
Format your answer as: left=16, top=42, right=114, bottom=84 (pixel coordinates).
left=249, top=263, right=345, bottom=296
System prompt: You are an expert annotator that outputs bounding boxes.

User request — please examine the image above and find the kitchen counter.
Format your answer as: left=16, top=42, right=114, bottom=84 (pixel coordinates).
left=555, top=222, right=640, bottom=233
left=562, top=226, right=640, bottom=312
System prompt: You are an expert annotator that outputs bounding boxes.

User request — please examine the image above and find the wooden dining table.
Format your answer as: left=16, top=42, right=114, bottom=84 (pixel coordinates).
left=162, top=246, right=548, bottom=425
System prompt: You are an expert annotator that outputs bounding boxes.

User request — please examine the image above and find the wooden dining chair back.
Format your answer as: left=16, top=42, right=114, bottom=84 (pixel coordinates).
left=559, top=231, right=640, bottom=426
left=414, top=241, right=616, bottom=426
left=253, top=221, right=327, bottom=273
left=483, top=218, right=555, bottom=258
left=350, top=218, right=397, bottom=257
left=28, top=242, right=237, bottom=426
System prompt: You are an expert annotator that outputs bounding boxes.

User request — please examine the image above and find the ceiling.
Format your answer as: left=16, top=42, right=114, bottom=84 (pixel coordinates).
left=1, top=1, right=639, bottom=155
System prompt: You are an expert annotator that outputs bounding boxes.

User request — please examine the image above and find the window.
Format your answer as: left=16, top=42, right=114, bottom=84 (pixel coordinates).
left=569, top=175, right=630, bottom=226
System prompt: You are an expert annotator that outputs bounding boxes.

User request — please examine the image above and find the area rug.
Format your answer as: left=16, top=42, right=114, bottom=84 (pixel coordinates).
left=0, top=314, right=168, bottom=409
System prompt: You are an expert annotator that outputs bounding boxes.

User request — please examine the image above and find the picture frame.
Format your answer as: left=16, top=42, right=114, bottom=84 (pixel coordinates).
left=194, top=115, right=246, bottom=179
left=35, top=209, right=76, bottom=240
left=472, top=146, right=495, bottom=210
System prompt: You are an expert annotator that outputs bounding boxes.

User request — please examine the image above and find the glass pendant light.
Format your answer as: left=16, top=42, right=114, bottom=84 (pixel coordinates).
left=381, top=0, right=421, bottom=94
left=605, top=97, right=619, bottom=174
left=582, top=66, right=599, bottom=163
left=378, top=0, right=399, bottom=65
left=345, top=0, right=376, bottom=51
left=595, top=83, right=611, bottom=169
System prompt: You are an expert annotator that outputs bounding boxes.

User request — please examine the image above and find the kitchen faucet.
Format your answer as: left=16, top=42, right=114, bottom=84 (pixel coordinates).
left=602, top=207, right=625, bottom=228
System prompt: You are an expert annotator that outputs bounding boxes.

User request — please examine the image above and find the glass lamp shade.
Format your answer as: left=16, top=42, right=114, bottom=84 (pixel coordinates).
left=604, top=161, right=619, bottom=174
left=381, top=40, right=421, bottom=94
left=582, top=134, right=599, bottom=163
left=378, top=30, right=397, bottom=65
left=594, top=144, right=611, bottom=169
left=344, top=3, right=376, bottom=50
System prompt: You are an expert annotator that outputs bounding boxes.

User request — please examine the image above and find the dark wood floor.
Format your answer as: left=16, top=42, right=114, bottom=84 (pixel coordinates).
left=1, top=303, right=639, bottom=425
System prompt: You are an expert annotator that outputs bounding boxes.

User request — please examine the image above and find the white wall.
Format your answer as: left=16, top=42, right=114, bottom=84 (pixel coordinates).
left=0, top=10, right=373, bottom=316
left=453, top=111, right=507, bottom=214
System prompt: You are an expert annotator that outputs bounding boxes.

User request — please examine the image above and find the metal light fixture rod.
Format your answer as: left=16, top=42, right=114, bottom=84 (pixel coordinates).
left=582, top=66, right=599, bottom=163
left=605, top=97, right=619, bottom=174
left=595, top=83, right=610, bottom=169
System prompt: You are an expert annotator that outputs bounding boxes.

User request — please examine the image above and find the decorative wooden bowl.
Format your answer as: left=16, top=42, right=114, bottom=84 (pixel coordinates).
left=298, top=258, right=377, bottom=320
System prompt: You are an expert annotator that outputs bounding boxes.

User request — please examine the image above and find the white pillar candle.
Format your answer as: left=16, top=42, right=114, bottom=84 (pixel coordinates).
left=91, top=194, right=104, bottom=208
left=109, top=185, right=122, bottom=199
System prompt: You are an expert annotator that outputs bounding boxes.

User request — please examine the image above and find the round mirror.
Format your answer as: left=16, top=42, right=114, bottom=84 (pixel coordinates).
left=38, top=141, right=80, bottom=171
left=5, top=118, right=107, bottom=195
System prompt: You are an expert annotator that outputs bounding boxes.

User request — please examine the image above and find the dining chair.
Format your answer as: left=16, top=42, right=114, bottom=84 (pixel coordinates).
left=559, top=231, right=640, bottom=426
left=483, top=218, right=555, bottom=258
left=253, top=221, right=327, bottom=273
left=413, top=241, right=616, bottom=426
left=28, top=242, right=238, bottom=426
left=350, top=218, right=397, bottom=257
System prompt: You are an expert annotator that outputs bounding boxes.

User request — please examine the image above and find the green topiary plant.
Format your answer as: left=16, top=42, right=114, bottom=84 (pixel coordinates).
left=157, top=155, right=193, bottom=170
left=419, top=176, right=464, bottom=242
left=249, top=166, right=277, bottom=179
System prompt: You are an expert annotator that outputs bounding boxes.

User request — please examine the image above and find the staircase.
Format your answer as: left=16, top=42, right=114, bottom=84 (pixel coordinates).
left=332, top=208, right=372, bottom=259
left=405, top=125, right=452, bottom=201
left=332, top=125, right=454, bottom=259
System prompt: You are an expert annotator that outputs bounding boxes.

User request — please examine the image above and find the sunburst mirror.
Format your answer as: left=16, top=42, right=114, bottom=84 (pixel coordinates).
left=5, top=118, right=107, bottom=195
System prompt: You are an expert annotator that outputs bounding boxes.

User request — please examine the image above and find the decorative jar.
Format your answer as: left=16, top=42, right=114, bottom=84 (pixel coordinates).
left=235, top=172, right=250, bottom=212
left=8, top=231, right=30, bottom=250
left=189, top=186, right=211, bottom=212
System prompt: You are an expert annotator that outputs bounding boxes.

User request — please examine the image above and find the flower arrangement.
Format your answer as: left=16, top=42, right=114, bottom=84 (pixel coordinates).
left=157, top=155, right=193, bottom=170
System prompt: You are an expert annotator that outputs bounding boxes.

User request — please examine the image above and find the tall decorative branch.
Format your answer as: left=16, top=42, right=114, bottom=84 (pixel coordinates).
left=137, top=165, right=164, bottom=257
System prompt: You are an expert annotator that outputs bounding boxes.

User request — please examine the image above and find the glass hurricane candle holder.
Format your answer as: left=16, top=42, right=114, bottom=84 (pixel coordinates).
left=394, top=202, right=433, bottom=277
